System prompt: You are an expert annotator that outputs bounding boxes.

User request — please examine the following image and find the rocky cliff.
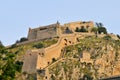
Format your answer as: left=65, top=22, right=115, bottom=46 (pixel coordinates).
left=38, top=35, right=120, bottom=80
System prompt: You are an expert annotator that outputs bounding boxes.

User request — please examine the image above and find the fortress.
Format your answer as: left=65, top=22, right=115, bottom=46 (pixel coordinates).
left=22, top=21, right=120, bottom=80
left=27, top=21, right=94, bottom=41
left=22, top=21, right=95, bottom=79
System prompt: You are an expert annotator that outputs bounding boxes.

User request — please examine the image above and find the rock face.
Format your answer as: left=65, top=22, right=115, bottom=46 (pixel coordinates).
left=22, top=32, right=120, bottom=80
left=37, top=36, right=120, bottom=80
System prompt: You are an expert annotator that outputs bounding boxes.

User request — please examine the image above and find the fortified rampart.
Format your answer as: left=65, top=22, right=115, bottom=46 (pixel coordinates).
left=21, top=21, right=120, bottom=80
left=22, top=21, right=95, bottom=74
left=22, top=33, right=95, bottom=73
left=22, top=34, right=79, bottom=73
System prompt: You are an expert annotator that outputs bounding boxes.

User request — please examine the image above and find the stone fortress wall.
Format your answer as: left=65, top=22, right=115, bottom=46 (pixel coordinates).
left=21, top=21, right=120, bottom=80
left=22, top=21, right=95, bottom=73
left=64, top=21, right=94, bottom=32
left=27, top=21, right=94, bottom=41
left=22, top=33, right=85, bottom=73
left=28, top=23, right=60, bottom=40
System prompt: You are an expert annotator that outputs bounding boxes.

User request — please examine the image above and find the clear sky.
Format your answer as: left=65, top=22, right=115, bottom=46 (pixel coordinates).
left=0, top=0, right=120, bottom=46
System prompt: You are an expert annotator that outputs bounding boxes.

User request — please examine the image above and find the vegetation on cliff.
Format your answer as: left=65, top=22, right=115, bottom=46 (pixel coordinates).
left=0, top=38, right=58, bottom=80
left=0, top=46, right=23, bottom=80
left=1, top=23, right=120, bottom=80
left=0, top=33, right=120, bottom=80
left=46, top=35, right=120, bottom=80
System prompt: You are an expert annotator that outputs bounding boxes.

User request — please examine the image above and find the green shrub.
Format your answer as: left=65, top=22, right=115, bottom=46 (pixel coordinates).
left=103, top=35, right=111, bottom=40
left=33, top=42, right=44, bottom=49
left=91, top=27, right=98, bottom=34
left=98, top=27, right=107, bottom=34
left=1, top=59, right=16, bottom=79
left=78, top=47, right=82, bottom=53
left=79, top=26, right=88, bottom=32
left=75, top=27, right=88, bottom=32
left=75, top=27, right=79, bottom=32
left=82, top=74, right=93, bottom=80
left=117, top=34, right=120, bottom=39
left=0, top=41, right=4, bottom=47
left=15, top=61, right=23, bottom=72
left=10, top=44, right=17, bottom=48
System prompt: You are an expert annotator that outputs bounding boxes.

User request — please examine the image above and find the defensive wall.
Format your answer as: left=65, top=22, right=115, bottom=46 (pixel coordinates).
left=64, top=21, right=94, bottom=32
left=28, top=23, right=60, bottom=40
left=27, top=21, right=94, bottom=41
left=22, top=21, right=95, bottom=74
left=22, top=33, right=89, bottom=73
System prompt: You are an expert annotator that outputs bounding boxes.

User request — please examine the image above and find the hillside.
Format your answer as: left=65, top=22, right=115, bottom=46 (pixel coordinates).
left=0, top=38, right=58, bottom=80
left=8, top=38, right=58, bottom=60
left=1, top=21, right=120, bottom=80
left=0, top=33, right=120, bottom=80
left=42, top=36, right=120, bottom=80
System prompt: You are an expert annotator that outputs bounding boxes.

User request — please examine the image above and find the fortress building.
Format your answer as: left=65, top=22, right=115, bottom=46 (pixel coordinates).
left=64, top=21, right=94, bottom=32
left=27, top=21, right=94, bottom=41
left=22, top=21, right=95, bottom=74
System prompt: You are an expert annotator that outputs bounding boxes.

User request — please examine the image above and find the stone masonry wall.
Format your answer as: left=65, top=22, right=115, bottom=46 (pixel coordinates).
left=22, top=33, right=95, bottom=74
left=22, top=50, right=38, bottom=73
left=36, top=27, right=57, bottom=40
left=27, top=21, right=94, bottom=41
left=36, top=34, right=78, bottom=70
left=28, top=23, right=59, bottom=41
left=64, top=21, right=94, bottom=32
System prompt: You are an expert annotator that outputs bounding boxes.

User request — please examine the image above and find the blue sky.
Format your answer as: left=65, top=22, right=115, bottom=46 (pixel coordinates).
left=0, top=0, right=120, bottom=46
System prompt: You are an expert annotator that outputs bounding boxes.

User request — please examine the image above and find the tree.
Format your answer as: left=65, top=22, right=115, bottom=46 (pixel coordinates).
left=96, top=22, right=104, bottom=27
left=79, top=26, right=88, bottom=32
left=15, top=61, right=23, bottom=72
left=0, top=47, right=23, bottom=80
left=0, top=51, right=16, bottom=80
left=99, top=23, right=104, bottom=27
left=103, top=35, right=111, bottom=40
left=91, top=27, right=98, bottom=34
left=0, top=41, right=3, bottom=47
left=82, top=74, right=93, bottom=80
left=16, top=40, right=20, bottom=43
left=10, top=44, right=17, bottom=49
left=65, top=27, right=72, bottom=33
left=15, top=37, right=28, bottom=44
left=2, top=59, right=16, bottom=79
left=96, top=23, right=100, bottom=27
left=75, top=27, right=87, bottom=32
left=33, top=42, right=44, bottom=49
left=117, top=34, right=120, bottom=39
left=91, top=27, right=98, bottom=37
left=19, top=37, right=28, bottom=42
left=75, top=27, right=79, bottom=32
left=98, top=26, right=107, bottom=34
left=95, top=22, right=107, bottom=34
